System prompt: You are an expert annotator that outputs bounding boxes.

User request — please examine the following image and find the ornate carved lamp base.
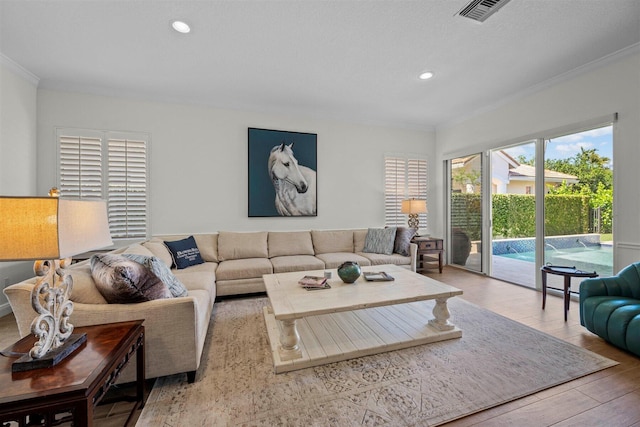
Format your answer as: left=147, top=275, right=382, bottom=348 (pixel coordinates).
left=12, top=333, right=86, bottom=373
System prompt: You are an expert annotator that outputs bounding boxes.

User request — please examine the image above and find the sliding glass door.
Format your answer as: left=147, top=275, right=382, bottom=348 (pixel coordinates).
left=449, top=154, right=482, bottom=273
left=445, top=120, right=614, bottom=289
left=543, top=126, right=614, bottom=292
left=490, top=141, right=537, bottom=287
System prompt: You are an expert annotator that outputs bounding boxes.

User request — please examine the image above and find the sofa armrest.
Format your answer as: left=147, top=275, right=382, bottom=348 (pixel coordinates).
left=409, top=243, right=418, bottom=272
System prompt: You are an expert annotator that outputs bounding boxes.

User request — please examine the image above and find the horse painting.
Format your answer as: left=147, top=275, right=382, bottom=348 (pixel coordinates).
left=268, top=142, right=317, bottom=216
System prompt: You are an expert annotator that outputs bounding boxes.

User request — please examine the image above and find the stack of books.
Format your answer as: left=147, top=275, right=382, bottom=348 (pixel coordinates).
left=298, top=275, right=331, bottom=290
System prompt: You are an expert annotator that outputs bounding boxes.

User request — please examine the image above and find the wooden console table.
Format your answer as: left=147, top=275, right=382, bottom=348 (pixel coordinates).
left=0, top=320, right=145, bottom=427
left=414, top=237, right=444, bottom=273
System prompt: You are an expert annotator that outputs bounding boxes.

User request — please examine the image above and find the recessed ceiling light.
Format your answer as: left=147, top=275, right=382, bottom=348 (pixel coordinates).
left=419, top=71, right=434, bottom=80
left=172, top=20, right=191, bottom=34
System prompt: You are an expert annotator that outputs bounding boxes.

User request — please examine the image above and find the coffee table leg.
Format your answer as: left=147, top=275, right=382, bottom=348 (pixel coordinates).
left=429, top=297, right=456, bottom=331
left=279, top=319, right=302, bottom=361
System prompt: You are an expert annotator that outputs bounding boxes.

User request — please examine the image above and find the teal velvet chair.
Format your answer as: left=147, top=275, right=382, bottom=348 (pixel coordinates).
left=579, top=262, right=640, bottom=357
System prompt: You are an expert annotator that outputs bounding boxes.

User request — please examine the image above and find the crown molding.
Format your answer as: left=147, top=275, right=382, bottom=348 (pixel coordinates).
left=1, top=53, right=40, bottom=86
left=437, top=42, right=640, bottom=132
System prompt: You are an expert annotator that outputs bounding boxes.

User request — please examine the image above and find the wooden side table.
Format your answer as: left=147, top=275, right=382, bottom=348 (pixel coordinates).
left=0, top=320, right=145, bottom=427
left=541, top=265, right=598, bottom=321
left=413, top=237, right=444, bottom=273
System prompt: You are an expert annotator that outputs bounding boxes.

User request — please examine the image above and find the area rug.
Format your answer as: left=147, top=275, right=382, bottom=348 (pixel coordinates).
left=136, top=297, right=617, bottom=426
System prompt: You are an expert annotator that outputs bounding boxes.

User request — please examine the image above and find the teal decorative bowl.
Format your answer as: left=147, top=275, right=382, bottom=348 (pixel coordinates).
left=337, top=261, right=362, bottom=284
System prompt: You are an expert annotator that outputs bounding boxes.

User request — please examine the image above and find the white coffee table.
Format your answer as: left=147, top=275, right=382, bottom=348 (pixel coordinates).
left=263, top=264, right=463, bottom=373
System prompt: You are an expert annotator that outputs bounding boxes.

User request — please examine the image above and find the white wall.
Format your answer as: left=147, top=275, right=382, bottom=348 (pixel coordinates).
left=36, top=90, right=435, bottom=235
left=0, top=58, right=40, bottom=315
left=435, top=49, right=640, bottom=273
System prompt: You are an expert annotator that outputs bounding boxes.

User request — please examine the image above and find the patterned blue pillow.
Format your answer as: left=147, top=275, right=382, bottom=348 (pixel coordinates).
left=123, top=254, right=188, bottom=297
left=164, top=236, right=204, bottom=269
left=362, top=227, right=397, bottom=255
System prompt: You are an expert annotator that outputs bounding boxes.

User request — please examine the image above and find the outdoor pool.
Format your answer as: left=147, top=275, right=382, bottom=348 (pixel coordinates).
left=497, top=246, right=613, bottom=277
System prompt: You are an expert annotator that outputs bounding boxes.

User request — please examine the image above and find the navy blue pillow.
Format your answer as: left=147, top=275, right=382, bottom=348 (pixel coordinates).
left=164, top=236, right=204, bottom=269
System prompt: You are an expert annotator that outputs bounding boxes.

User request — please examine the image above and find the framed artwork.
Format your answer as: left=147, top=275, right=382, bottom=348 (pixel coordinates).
left=248, top=128, right=317, bottom=217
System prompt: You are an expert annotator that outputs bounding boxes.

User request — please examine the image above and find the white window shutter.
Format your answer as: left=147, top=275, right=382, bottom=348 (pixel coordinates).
left=57, top=129, right=149, bottom=240
left=384, top=156, right=406, bottom=226
left=384, top=154, right=427, bottom=228
left=58, top=136, right=103, bottom=199
left=107, top=138, right=148, bottom=239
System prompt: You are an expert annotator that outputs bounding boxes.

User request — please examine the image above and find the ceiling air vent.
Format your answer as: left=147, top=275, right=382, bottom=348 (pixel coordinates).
left=457, top=0, right=512, bottom=23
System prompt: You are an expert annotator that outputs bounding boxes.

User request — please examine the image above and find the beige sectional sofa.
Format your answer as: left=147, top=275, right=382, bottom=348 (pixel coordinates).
left=4, top=228, right=416, bottom=383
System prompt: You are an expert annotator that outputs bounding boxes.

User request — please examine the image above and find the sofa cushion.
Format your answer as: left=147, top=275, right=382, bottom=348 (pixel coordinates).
left=354, top=229, right=368, bottom=252
left=123, top=243, right=155, bottom=257
left=90, top=254, right=172, bottom=304
left=362, top=227, right=397, bottom=255
left=142, top=238, right=174, bottom=267
left=172, top=262, right=217, bottom=292
left=218, top=231, right=268, bottom=261
left=314, top=253, right=371, bottom=269
left=164, top=236, right=205, bottom=269
left=358, top=251, right=411, bottom=267
left=123, top=254, right=188, bottom=297
left=270, top=255, right=325, bottom=273
left=68, top=264, right=108, bottom=304
left=268, top=231, right=314, bottom=258
left=312, top=230, right=354, bottom=254
left=394, top=227, right=416, bottom=256
left=215, top=258, right=273, bottom=281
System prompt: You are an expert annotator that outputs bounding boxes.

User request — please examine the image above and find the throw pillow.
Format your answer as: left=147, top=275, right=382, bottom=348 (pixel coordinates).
left=90, top=254, right=172, bottom=304
left=123, top=254, right=188, bottom=297
left=164, top=236, right=205, bottom=269
left=362, top=227, right=397, bottom=255
left=394, top=227, right=417, bottom=256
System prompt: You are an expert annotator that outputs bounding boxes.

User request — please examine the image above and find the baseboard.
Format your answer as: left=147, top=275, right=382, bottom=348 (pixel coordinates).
left=0, top=302, right=13, bottom=318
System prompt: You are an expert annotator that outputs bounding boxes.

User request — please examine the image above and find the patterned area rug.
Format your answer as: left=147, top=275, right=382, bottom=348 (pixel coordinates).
left=136, top=297, right=617, bottom=426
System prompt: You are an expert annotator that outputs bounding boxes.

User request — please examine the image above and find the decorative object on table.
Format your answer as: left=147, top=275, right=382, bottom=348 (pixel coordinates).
left=401, top=198, right=427, bottom=230
left=0, top=196, right=113, bottom=372
left=337, top=261, right=362, bottom=283
left=298, top=275, right=330, bottom=290
left=248, top=127, right=317, bottom=217
left=363, top=271, right=395, bottom=282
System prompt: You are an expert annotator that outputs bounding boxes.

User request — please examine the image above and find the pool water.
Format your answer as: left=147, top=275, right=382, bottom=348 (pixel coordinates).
left=497, top=246, right=613, bottom=277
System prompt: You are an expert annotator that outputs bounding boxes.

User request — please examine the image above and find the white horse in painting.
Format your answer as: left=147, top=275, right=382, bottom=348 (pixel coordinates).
left=268, top=143, right=317, bottom=216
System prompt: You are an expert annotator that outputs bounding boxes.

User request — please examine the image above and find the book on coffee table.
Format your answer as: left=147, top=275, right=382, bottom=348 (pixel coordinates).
left=363, top=272, right=394, bottom=282
left=298, top=275, right=330, bottom=290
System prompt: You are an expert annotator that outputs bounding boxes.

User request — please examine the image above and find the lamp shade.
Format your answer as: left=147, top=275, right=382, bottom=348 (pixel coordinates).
left=400, top=199, right=427, bottom=214
left=0, top=197, right=113, bottom=261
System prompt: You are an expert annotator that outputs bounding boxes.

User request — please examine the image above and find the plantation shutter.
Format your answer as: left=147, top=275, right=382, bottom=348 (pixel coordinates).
left=57, top=129, right=149, bottom=240
left=384, top=156, right=406, bottom=226
left=384, top=154, right=427, bottom=227
left=407, top=158, right=428, bottom=227
left=108, top=138, right=148, bottom=239
left=59, top=135, right=103, bottom=199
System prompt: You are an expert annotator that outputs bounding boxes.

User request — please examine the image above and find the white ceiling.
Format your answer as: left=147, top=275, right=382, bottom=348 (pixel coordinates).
left=1, top=0, right=639, bottom=130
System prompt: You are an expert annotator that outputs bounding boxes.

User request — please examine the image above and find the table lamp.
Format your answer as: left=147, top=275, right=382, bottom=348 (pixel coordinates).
left=0, top=196, right=113, bottom=371
left=401, top=198, right=427, bottom=230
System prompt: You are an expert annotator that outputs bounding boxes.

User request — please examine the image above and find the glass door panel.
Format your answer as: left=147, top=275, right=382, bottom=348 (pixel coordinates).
left=490, top=142, right=537, bottom=287
left=449, top=154, right=482, bottom=272
left=544, top=126, right=614, bottom=293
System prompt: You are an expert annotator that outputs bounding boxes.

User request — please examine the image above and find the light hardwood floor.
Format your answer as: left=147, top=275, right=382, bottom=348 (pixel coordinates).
left=1, top=266, right=638, bottom=426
